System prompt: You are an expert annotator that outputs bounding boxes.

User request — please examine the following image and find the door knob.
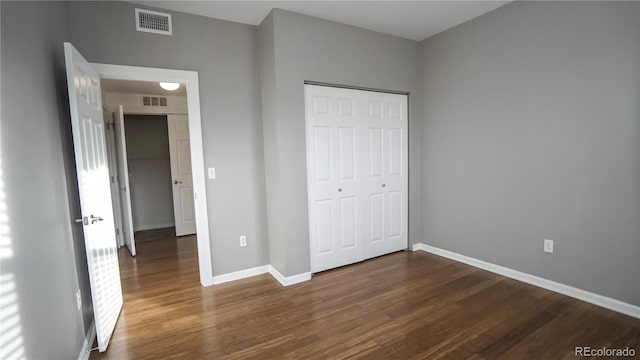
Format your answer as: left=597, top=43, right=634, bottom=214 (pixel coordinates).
left=174, top=180, right=183, bottom=184
left=90, top=215, right=104, bottom=224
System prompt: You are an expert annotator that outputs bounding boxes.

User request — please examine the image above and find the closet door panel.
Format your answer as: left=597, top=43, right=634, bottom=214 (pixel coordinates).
left=363, top=92, right=408, bottom=259
left=306, top=86, right=364, bottom=272
left=306, top=85, right=407, bottom=272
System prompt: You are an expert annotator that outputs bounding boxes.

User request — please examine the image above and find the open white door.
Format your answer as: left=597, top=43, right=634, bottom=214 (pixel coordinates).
left=104, top=112, right=125, bottom=248
left=168, top=114, right=196, bottom=236
left=114, top=105, right=136, bottom=256
left=64, top=42, right=122, bottom=353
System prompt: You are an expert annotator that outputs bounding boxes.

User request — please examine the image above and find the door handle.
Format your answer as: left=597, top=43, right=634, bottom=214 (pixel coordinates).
left=75, top=217, right=89, bottom=225
left=90, top=214, right=104, bottom=224
left=174, top=180, right=183, bottom=184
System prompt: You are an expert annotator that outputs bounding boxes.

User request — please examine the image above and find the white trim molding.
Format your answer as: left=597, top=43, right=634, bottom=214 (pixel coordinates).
left=77, top=321, right=96, bottom=360
left=211, top=265, right=312, bottom=287
left=268, top=266, right=312, bottom=287
left=412, top=243, right=640, bottom=319
left=92, top=63, right=213, bottom=287
left=212, top=265, right=270, bottom=285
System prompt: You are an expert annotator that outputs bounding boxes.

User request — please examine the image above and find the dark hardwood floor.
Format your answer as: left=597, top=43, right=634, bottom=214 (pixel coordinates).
left=133, top=227, right=176, bottom=243
left=91, top=235, right=639, bottom=359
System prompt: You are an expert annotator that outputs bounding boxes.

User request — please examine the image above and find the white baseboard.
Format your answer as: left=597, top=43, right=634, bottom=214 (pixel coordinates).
left=268, top=265, right=312, bottom=286
left=77, top=321, right=95, bottom=360
left=134, top=222, right=175, bottom=232
left=211, top=264, right=312, bottom=287
left=412, top=243, right=640, bottom=319
left=212, top=265, right=270, bottom=285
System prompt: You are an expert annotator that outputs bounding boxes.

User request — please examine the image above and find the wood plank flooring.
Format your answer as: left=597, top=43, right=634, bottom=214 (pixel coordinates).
left=134, top=227, right=176, bottom=243
left=91, top=235, right=639, bottom=359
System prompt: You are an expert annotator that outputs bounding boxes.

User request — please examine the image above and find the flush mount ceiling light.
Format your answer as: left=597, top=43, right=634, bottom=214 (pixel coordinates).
left=159, top=82, right=180, bottom=91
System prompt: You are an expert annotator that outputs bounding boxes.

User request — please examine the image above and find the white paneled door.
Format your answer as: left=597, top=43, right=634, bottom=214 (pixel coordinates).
left=305, top=85, right=408, bottom=273
left=114, top=105, right=136, bottom=256
left=168, top=114, right=196, bottom=236
left=64, top=42, right=123, bottom=353
left=104, top=111, right=125, bottom=248
left=362, top=95, right=408, bottom=259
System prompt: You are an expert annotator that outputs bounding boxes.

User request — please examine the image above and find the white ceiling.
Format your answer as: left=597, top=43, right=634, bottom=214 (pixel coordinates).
left=128, top=1, right=511, bottom=41
left=101, top=79, right=187, bottom=96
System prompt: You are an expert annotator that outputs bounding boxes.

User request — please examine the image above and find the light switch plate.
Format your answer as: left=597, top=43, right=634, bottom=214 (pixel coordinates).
left=544, top=239, right=554, bottom=253
left=208, top=167, right=216, bottom=179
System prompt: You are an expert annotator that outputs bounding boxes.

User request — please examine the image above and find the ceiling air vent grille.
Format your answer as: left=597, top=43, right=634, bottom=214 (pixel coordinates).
left=143, top=96, right=168, bottom=107
left=135, top=8, right=172, bottom=35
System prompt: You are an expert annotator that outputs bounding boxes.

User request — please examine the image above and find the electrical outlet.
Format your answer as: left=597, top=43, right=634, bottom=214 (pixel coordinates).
left=239, top=235, right=247, bottom=247
left=544, top=239, right=554, bottom=253
left=76, top=290, right=82, bottom=310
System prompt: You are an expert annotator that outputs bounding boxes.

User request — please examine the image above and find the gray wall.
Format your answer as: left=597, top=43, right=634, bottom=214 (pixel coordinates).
left=259, top=10, right=423, bottom=276
left=1, top=1, right=91, bottom=359
left=420, top=1, right=640, bottom=305
left=124, top=115, right=174, bottom=231
left=637, top=1, right=640, bottom=306
left=258, top=13, right=285, bottom=272
left=67, top=1, right=269, bottom=275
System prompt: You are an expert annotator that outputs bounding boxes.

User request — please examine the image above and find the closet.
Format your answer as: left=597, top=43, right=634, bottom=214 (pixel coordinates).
left=305, top=84, right=408, bottom=273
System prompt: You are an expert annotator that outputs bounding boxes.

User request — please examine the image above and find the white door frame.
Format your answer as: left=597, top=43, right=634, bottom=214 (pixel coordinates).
left=93, top=63, right=213, bottom=286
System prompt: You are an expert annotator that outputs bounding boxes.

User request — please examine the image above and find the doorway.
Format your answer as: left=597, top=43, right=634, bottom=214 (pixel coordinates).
left=122, top=113, right=176, bottom=238
left=65, top=43, right=213, bottom=354
left=93, top=63, right=213, bottom=286
left=100, top=80, right=198, bottom=258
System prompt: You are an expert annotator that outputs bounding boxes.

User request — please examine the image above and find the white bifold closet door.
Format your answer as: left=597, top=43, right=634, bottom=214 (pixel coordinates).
left=305, top=84, right=408, bottom=273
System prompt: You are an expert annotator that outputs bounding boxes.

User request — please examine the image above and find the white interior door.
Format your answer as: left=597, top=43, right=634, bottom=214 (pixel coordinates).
left=104, top=112, right=125, bottom=248
left=305, top=85, right=408, bottom=273
left=305, top=87, right=365, bottom=272
left=64, top=42, right=122, bottom=353
left=362, top=92, right=408, bottom=259
left=114, top=105, right=136, bottom=255
left=168, top=114, right=196, bottom=236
